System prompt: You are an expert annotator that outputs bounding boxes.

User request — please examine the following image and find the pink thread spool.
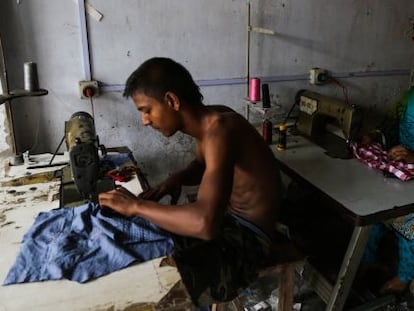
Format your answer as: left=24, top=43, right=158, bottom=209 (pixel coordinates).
left=249, top=77, right=261, bottom=102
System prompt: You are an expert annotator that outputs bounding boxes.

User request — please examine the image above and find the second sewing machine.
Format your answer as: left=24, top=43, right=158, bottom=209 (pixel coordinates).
left=294, top=90, right=361, bottom=159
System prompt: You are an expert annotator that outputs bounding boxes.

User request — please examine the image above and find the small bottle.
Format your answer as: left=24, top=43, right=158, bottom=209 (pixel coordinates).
left=262, top=119, right=273, bottom=145
left=277, top=124, right=287, bottom=150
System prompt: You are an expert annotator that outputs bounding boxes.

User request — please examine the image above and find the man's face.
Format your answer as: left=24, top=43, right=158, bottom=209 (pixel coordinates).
left=132, top=92, right=179, bottom=137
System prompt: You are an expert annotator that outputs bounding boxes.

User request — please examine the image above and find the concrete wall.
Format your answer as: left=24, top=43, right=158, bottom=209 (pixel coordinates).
left=0, top=0, right=413, bottom=184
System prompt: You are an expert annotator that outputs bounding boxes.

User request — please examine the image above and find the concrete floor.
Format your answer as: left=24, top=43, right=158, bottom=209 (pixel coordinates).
left=237, top=270, right=414, bottom=311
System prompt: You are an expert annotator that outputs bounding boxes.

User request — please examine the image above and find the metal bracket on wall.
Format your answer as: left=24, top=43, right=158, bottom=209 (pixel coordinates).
left=0, top=34, right=48, bottom=155
left=0, top=89, right=48, bottom=105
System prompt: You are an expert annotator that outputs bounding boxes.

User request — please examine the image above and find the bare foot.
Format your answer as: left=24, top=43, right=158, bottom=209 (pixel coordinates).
left=379, top=276, right=408, bottom=294
left=159, top=255, right=176, bottom=267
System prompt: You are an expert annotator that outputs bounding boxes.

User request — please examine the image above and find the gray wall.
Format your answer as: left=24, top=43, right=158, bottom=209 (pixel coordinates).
left=1, top=0, right=413, bottom=184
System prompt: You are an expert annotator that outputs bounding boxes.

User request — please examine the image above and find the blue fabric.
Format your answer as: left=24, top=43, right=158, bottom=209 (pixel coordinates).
left=3, top=202, right=174, bottom=285
left=363, top=223, right=414, bottom=283
left=101, top=153, right=132, bottom=169
left=399, top=87, right=414, bottom=151
left=363, top=223, right=387, bottom=264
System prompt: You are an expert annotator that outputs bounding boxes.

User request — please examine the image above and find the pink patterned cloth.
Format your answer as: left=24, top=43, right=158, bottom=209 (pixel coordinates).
left=350, top=142, right=414, bottom=181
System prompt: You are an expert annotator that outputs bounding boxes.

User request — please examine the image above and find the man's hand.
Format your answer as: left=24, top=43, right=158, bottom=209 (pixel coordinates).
left=139, top=175, right=182, bottom=204
left=360, top=133, right=375, bottom=145
left=98, top=186, right=140, bottom=217
left=358, top=131, right=382, bottom=146
left=388, top=145, right=414, bottom=163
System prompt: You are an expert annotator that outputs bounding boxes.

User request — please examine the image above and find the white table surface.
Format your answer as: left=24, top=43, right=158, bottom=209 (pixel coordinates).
left=272, top=134, right=414, bottom=224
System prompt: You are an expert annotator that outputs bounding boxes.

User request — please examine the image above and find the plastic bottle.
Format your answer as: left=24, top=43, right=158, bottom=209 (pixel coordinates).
left=262, top=119, right=273, bottom=145
left=277, top=124, right=287, bottom=150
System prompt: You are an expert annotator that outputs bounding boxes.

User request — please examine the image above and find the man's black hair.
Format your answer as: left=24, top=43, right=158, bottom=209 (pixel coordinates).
left=123, top=57, right=203, bottom=105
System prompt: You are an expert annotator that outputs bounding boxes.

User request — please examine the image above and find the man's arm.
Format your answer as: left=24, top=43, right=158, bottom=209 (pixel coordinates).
left=172, top=159, right=205, bottom=186
left=98, top=122, right=235, bottom=240
left=139, top=159, right=205, bottom=204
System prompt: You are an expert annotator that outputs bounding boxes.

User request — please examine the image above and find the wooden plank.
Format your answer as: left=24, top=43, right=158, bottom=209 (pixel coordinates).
left=0, top=154, right=185, bottom=311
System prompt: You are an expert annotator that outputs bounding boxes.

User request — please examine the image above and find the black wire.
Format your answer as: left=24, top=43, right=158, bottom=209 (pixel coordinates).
left=283, top=89, right=306, bottom=125
left=49, top=135, right=65, bottom=165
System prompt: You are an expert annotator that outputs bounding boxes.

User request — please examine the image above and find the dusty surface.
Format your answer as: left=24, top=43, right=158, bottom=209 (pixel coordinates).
left=0, top=154, right=184, bottom=311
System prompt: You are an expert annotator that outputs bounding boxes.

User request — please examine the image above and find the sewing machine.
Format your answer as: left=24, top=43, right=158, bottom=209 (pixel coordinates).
left=61, top=111, right=115, bottom=206
left=295, top=90, right=361, bottom=159
left=65, top=111, right=101, bottom=199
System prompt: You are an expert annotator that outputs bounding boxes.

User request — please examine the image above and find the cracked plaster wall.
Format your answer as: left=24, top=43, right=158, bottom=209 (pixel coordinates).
left=0, top=0, right=413, bottom=184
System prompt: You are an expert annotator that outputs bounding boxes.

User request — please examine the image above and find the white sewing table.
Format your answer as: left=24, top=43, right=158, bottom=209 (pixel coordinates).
left=0, top=152, right=190, bottom=311
left=271, top=133, right=414, bottom=311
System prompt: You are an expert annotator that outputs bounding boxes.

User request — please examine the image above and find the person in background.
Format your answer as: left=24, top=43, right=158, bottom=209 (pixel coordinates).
left=359, top=86, right=414, bottom=294
left=361, top=86, right=414, bottom=162
left=98, top=57, right=284, bottom=306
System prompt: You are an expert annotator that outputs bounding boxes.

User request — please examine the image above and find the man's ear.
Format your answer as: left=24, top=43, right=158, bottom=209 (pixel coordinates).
left=164, top=92, right=180, bottom=111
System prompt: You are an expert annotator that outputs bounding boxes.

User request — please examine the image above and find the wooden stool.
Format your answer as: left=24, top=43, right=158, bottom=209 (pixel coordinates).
left=262, top=229, right=304, bottom=311
left=184, top=195, right=303, bottom=310
left=214, top=228, right=304, bottom=311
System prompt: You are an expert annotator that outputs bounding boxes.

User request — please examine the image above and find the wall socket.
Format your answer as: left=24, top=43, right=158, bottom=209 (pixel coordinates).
left=309, top=68, right=329, bottom=85
left=78, top=80, right=99, bottom=99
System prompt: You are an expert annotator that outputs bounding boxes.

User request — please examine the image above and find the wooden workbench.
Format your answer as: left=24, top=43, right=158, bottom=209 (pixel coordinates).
left=0, top=153, right=194, bottom=311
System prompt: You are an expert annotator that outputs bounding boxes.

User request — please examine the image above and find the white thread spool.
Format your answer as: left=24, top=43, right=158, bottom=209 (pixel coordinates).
left=24, top=62, right=39, bottom=91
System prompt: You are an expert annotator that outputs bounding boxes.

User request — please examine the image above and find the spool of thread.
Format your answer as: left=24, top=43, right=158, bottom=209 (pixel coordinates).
left=262, top=83, right=270, bottom=108
left=262, top=119, right=273, bottom=145
left=277, top=124, right=287, bottom=150
left=249, top=77, right=261, bottom=102
left=24, top=62, right=39, bottom=91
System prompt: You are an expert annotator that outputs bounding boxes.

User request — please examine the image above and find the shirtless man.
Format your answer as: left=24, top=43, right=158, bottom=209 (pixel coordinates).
left=98, top=57, right=283, bottom=304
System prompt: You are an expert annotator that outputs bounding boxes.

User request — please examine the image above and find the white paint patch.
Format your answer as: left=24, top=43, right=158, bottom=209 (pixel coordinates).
left=0, top=103, right=12, bottom=160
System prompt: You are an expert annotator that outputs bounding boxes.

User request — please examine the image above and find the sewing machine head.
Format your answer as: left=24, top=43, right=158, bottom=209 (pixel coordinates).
left=297, top=90, right=356, bottom=140
left=296, top=90, right=361, bottom=158
left=64, top=111, right=100, bottom=200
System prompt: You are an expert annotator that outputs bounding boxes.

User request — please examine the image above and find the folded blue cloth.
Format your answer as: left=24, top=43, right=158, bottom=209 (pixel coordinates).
left=4, top=203, right=174, bottom=284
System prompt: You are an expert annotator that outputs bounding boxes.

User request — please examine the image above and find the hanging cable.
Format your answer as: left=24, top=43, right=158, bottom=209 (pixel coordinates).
left=329, top=77, right=349, bottom=105
left=90, top=97, right=95, bottom=120
left=282, top=89, right=307, bottom=125
left=49, top=135, right=65, bottom=165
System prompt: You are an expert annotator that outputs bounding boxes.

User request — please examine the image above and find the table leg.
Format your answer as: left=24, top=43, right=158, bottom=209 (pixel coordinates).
left=325, top=225, right=372, bottom=311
